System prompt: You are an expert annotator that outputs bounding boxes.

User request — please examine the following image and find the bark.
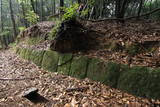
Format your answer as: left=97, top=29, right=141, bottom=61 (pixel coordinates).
left=41, top=0, right=44, bottom=21
left=0, top=0, right=3, bottom=31
left=137, top=0, right=143, bottom=18
left=51, top=0, right=56, bottom=15
left=21, top=2, right=28, bottom=27
left=9, top=0, right=17, bottom=37
left=77, top=0, right=81, bottom=4
left=30, top=0, right=36, bottom=14
left=115, top=0, right=128, bottom=19
left=60, top=0, right=64, bottom=14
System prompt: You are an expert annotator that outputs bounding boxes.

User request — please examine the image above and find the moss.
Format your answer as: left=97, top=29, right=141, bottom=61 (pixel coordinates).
left=27, top=37, right=45, bottom=45
left=125, top=43, right=140, bottom=56
left=70, top=56, right=90, bottom=79
left=19, top=48, right=27, bottom=58
left=24, top=49, right=33, bottom=60
left=103, top=62, right=121, bottom=88
left=30, top=50, right=45, bottom=66
left=118, top=66, right=160, bottom=100
left=109, top=41, right=124, bottom=52
left=87, top=58, right=108, bottom=83
left=15, top=48, right=20, bottom=54
left=41, top=50, right=59, bottom=72
left=57, top=53, right=73, bottom=75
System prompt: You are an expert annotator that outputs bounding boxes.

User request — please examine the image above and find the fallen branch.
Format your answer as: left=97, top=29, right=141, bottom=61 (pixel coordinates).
left=58, top=56, right=73, bottom=67
left=0, top=77, right=39, bottom=81
left=66, top=86, right=89, bottom=92
left=80, top=7, right=160, bottom=22
left=126, top=7, right=160, bottom=20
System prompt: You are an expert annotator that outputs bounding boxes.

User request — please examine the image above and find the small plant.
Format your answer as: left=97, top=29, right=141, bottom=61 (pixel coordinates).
left=62, top=3, right=79, bottom=21
left=48, top=20, right=61, bottom=40
left=25, top=10, right=39, bottom=25
left=18, top=26, right=26, bottom=32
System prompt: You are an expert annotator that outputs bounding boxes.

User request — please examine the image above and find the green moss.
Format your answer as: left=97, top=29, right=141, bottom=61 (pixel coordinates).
left=24, top=49, right=33, bottom=60
left=41, top=50, right=59, bottom=72
left=30, top=50, right=45, bottom=66
left=19, top=48, right=27, bottom=58
left=87, top=58, right=108, bottom=82
left=110, top=41, right=123, bottom=52
left=27, top=37, right=45, bottom=45
left=103, top=62, right=121, bottom=88
left=70, top=56, right=90, bottom=79
left=118, top=67, right=160, bottom=100
left=15, top=48, right=20, bottom=54
left=125, top=44, right=140, bottom=56
left=58, top=53, right=73, bottom=75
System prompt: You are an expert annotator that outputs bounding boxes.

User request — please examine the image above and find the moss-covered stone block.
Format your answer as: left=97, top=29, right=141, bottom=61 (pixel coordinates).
left=30, top=50, right=45, bottom=66
left=58, top=53, right=73, bottom=75
left=87, top=58, right=108, bottom=83
left=118, top=67, right=160, bottom=100
left=19, top=48, right=27, bottom=58
left=15, top=48, right=20, bottom=54
left=103, top=62, right=121, bottom=88
left=125, top=43, right=141, bottom=56
left=70, top=56, right=89, bottom=79
left=41, top=50, right=59, bottom=72
left=24, top=49, right=33, bottom=60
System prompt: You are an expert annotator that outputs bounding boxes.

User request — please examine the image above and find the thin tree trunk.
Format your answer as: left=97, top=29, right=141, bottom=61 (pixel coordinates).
left=30, top=0, right=36, bottom=14
left=51, top=0, right=56, bottom=15
left=9, top=0, right=17, bottom=37
left=41, top=0, right=44, bottom=21
left=137, top=0, right=143, bottom=18
left=60, top=0, right=64, bottom=14
left=21, top=2, right=28, bottom=27
left=0, top=0, right=3, bottom=31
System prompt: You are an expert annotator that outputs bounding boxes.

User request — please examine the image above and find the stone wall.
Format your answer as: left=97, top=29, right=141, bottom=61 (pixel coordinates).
left=16, top=47, right=160, bottom=100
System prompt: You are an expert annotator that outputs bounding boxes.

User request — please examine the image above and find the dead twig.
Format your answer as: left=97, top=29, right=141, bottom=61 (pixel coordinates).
left=66, top=87, right=89, bottom=92
left=80, top=7, right=160, bottom=22
left=0, top=77, right=39, bottom=81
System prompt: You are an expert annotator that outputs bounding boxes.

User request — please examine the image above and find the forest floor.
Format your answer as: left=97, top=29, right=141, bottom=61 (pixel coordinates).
left=0, top=49, right=160, bottom=107
left=80, top=20, right=160, bottom=68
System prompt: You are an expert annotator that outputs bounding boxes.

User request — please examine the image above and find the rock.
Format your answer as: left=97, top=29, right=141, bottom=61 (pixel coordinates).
left=22, top=87, right=39, bottom=98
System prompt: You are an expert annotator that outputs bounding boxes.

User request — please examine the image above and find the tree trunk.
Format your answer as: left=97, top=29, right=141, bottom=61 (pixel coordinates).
left=30, top=0, right=36, bottom=14
left=41, top=0, right=44, bottom=21
left=60, top=0, right=64, bottom=14
left=137, top=0, right=143, bottom=18
left=9, top=0, right=17, bottom=37
left=77, top=0, right=81, bottom=4
left=51, top=0, right=56, bottom=15
left=115, top=0, right=128, bottom=21
left=21, top=2, right=28, bottom=27
left=0, top=0, right=3, bottom=31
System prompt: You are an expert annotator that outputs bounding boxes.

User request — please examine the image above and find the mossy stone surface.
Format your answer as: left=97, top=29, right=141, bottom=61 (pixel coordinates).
left=27, top=37, right=45, bottom=45
left=103, top=62, right=121, bottom=88
left=20, top=48, right=27, bottom=58
left=24, top=49, right=33, bottom=60
left=15, top=48, right=20, bottom=54
left=58, top=53, right=73, bottom=75
left=87, top=58, right=108, bottom=83
left=41, top=50, right=59, bottom=72
left=70, top=56, right=90, bottom=79
left=30, top=50, right=45, bottom=66
left=118, top=67, right=160, bottom=100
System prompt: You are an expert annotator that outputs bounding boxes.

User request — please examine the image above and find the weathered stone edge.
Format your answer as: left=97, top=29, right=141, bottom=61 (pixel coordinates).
left=15, top=47, right=160, bottom=100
